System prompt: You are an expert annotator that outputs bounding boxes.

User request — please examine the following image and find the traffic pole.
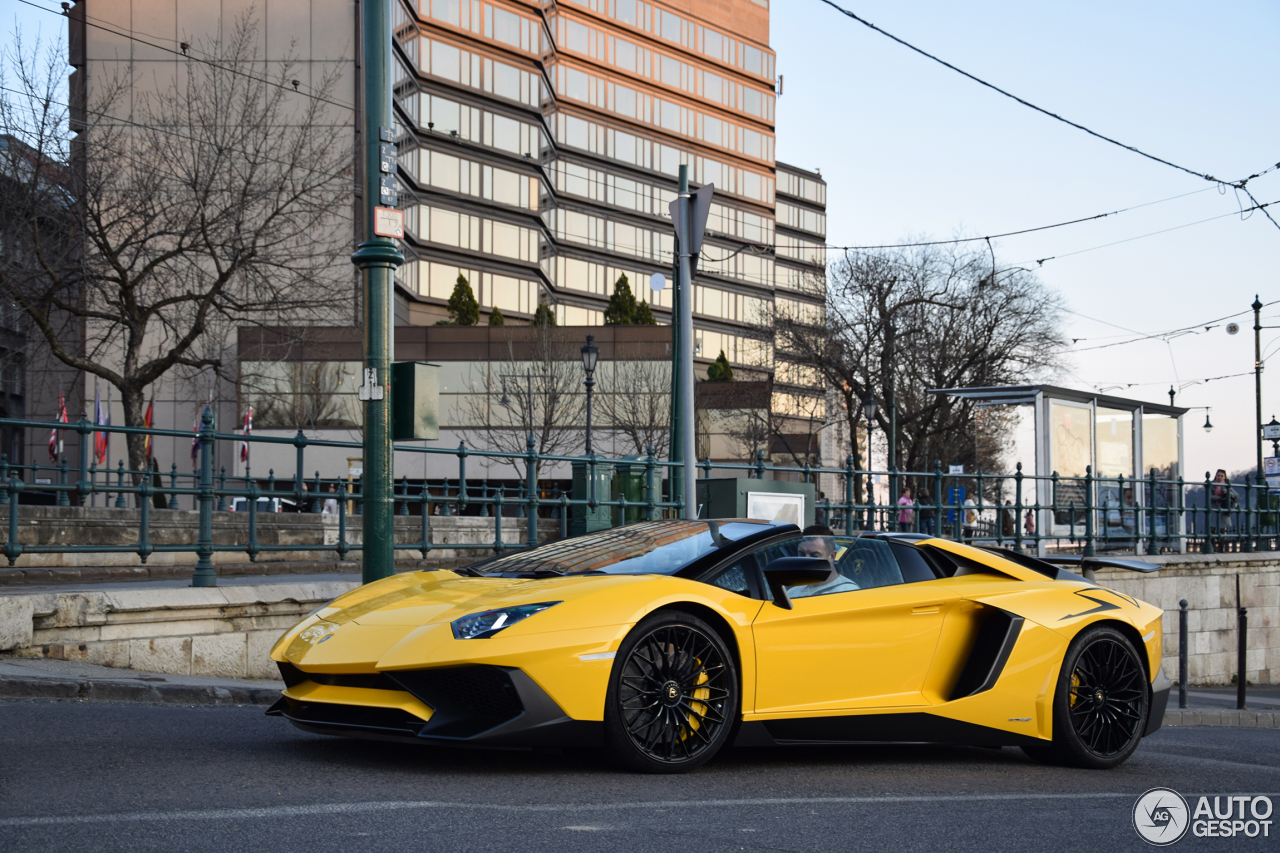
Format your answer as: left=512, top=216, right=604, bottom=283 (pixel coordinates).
left=676, top=165, right=696, bottom=519
left=351, top=0, right=403, bottom=584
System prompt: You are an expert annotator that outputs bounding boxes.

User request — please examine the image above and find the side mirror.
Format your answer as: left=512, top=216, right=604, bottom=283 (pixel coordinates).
left=761, top=556, right=836, bottom=610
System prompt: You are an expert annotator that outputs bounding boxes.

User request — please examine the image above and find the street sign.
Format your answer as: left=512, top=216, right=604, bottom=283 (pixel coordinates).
left=948, top=464, right=964, bottom=474
left=378, top=175, right=398, bottom=206
left=1264, top=422, right=1280, bottom=440
left=648, top=272, right=666, bottom=291
left=668, top=183, right=714, bottom=272
left=1265, top=456, right=1280, bottom=489
left=378, top=143, right=396, bottom=174
left=373, top=206, right=404, bottom=238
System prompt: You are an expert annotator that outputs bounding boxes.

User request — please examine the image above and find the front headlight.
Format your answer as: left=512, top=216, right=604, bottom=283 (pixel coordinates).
left=451, top=602, right=561, bottom=639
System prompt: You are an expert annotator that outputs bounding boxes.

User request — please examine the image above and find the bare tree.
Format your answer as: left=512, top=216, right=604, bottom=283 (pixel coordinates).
left=597, top=358, right=670, bottom=459
left=462, top=325, right=588, bottom=478
left=0, top=16, right=354, bottom=483
left=769, top=243, right=1065, bottom=495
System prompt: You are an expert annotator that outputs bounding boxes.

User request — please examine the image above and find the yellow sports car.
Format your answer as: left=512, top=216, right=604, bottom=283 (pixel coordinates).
left=267, top=520, right=1170, bottom=773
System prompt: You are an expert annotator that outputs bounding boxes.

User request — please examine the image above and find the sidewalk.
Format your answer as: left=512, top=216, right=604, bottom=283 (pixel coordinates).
left=0, top=656, right=282, bottom=705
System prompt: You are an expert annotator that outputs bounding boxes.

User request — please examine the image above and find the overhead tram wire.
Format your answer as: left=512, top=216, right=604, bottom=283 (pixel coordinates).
left=1050, top=299, right=1280, bottom=356
left=16, top=0, right=356, bottom=113
left=815, top=0, right=1280, bottom=226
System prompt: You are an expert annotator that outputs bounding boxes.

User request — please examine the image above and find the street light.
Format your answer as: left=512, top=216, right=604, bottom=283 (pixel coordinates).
left=581, top=334, right=599, bottom=455
left=1203, top=411, right=1213, bottom=433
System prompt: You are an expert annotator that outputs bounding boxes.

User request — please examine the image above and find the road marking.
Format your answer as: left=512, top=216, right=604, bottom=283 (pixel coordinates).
left=0, top=793, right=1138, bottom=828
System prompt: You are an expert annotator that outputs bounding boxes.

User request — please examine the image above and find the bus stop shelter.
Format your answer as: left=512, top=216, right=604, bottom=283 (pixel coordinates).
left=931, top=385, right=1188, bottom=555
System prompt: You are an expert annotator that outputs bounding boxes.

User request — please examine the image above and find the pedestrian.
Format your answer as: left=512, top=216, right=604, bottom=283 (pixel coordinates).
left=321, top=482, right=339, bottom=515
left=1024, top=508, right=1036, bottom=538
left=1001, top=500, right=1016, bottom=540
left=962, top=497, right=977, bottom=543
left=917, top=489, right=936, bottom=536
left=897, top=488, right=915, bottom=531
left=1209, top=469, right=1230, bottom=550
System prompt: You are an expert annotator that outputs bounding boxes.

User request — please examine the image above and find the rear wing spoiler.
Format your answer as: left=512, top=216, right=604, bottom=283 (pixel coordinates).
left=1038, top=555, right=1160, bottom=577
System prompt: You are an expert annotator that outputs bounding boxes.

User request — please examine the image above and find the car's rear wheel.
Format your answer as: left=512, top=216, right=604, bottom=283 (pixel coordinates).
left=1023, top=624, right=1149, bottom=769
left=603, top=610, right=738, bottom=773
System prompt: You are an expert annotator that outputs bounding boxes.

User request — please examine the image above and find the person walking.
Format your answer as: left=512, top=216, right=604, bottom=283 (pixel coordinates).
left=962, top=497, right=978, bottom=543
left=1209, top=469, right=1232, bottom=551
left=1024, top=508, right=1036, bottom=539
left=321, top=482, right=339, bottom=515
left=917, top=489, right=936, bottom=536
left=1001, top=500, right=1017, bottom=540
left=897, top=488, right=915, bottom=532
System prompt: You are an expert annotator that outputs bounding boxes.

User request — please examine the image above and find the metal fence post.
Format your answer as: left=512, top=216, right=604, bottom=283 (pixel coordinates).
left=645, top=444, right=658, bottom=522
left=1203, top=471, right=1215, bottom=554
left=1178, top=599, right=1188, bottom=709
left=57, top=457, right=69, bottom=506
left=480, top=479, right=490, bottom=518
left=192, top=408, right=217, bottom=587
left=0, top=454, right=8, bottom=506
left=167, top=463, right=179, bottom=510
left=1147, top=467, right=1157, bottom=555
left=246, top=476, right=260, bottom=562
left=525, top=435, right=538, bottom=548
left=399, top=475, right=410, bottom=516
left=312, top=472, right=324, bottom=513
left=844, top=454, right=855, bottom=535
left=1243, top=478, right=1254, bottom=553
left=458, top=442, right=469, bottom=513
left=1013, top=462, right=1024, bottom=553
left=419, top=480, right=431, bottom=558
left=337, top=482, right=349, bottom=562
left=4, top=474, right=24, bottom=565
left=217, top=467, right=228, bottom=512
left=291, top=430, right=307, bottom=513
left=493, top=485, right=505, bottom=553
left=76, top=412, right=90, bottom=507
left=1083, top=466, right=1096, bottom=557
left=755, top=449, right=765, bottom=481
left=1237, top=574, right=1248, bottom=710
left=137, top=474, right=152, bottom=564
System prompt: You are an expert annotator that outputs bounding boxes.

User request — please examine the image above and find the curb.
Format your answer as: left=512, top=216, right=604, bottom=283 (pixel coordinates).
left=1162, top=709, right=1279, bottom=728
left=0, top=675, right=281, bottom=706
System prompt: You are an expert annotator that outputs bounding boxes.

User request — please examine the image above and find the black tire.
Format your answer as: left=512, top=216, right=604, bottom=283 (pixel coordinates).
left=603, top=610, right=739, bottom=773
left=1022, top=625, right=1149, bottom=769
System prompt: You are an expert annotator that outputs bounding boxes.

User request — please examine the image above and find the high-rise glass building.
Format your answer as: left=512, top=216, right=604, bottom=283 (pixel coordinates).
left=391, top=0, right=827, bottom=415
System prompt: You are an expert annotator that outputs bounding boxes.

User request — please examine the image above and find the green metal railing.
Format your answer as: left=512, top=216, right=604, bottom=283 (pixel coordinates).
left=0, top=414, right=1275, bottom=586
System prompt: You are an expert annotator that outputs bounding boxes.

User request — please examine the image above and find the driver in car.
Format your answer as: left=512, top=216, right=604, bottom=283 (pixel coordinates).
left=792, top=524, right=860, bottom=599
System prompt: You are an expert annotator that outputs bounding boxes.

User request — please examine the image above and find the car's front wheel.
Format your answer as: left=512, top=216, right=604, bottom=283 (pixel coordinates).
left=603, top=610, right=738, bottom=773
left=1023, top=624, right=1149, bottom=769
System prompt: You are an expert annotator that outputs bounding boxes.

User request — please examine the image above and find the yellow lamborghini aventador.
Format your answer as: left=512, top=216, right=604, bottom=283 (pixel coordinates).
left=267, top=520, right=1170, bottom=773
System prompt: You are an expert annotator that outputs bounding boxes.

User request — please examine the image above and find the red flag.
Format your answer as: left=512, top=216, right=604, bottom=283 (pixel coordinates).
left=143, top=391, right=155, bottom=462
left=47, top=393, right=67, bottom=461
left=240, top=405, right=253, bottom=464
left=93, top=383, right=109, bottom=464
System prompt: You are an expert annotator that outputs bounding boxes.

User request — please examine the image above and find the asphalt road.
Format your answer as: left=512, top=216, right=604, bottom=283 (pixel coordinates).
left=1, top=700, right=1277, bottom=852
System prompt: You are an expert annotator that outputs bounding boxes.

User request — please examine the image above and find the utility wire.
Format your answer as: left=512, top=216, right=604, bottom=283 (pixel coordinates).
left=821, top=184, right=1239, bottom=251
left=816, top=0, right=1280, bottom=196
left=1053, top=300, right=1280, bottom=355
left=1020, top=198, right=1278, bottom=268
left=15, top=0, right=356, bottom=112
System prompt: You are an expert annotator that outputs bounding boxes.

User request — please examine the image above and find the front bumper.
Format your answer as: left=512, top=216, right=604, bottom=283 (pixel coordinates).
left=1145, top=667, right=1172, bottom=737
left=266, top=663, right=602, bottom=749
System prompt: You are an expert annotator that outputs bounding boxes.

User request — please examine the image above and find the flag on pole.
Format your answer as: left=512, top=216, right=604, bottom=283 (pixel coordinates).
left=48, top=393, right=67, bottom=461
left=143, top=390, right=155, bottom=463
left=93, top=382, right=109, bottom=465
left=240, top=405, right=253, bottom=464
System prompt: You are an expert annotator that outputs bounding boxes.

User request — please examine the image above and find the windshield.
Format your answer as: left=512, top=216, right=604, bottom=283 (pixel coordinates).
left=472, top=520, right=772, bottom=576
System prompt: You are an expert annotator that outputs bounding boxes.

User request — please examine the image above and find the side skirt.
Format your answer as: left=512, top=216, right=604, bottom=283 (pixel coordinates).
left=734, top=713, right=1044, bottom=749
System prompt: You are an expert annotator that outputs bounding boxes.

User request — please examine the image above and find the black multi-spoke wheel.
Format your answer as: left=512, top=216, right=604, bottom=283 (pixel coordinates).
left=604, top=611, right=738, bottom=773
left=1023, top=625, right=1149, bottom=769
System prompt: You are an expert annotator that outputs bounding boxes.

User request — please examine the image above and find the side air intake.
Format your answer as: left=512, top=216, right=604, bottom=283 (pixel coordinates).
left=950, top=608, right=1024, bottom=701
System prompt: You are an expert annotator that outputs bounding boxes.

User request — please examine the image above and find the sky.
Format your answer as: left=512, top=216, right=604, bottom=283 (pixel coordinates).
left=6, top=0, right=1279, bottom=481
left=771, top=0, right=1280, bottom=481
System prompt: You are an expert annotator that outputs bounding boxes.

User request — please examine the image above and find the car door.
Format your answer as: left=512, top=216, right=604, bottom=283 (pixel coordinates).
left=750, top=536, right=958, bottom=714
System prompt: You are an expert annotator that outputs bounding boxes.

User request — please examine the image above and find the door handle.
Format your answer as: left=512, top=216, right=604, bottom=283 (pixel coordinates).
left=911, top=604, right=943, bottom=614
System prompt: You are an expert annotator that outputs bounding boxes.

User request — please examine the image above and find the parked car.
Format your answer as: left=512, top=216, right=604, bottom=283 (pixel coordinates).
left=228, top=497, right=296, bottom=513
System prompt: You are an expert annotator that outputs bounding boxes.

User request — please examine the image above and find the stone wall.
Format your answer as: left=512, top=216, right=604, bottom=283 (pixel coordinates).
left=0, top=579, right=351, bottom=679
left=0, top=505, right=558, bottom=567
left=1095, top=552, right=1279, bottom=686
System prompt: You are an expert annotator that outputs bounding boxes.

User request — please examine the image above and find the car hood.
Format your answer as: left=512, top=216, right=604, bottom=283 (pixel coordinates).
left=274, top=569, right=655, bottom=670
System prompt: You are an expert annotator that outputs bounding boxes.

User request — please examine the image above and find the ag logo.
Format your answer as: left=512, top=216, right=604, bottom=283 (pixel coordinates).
left=1134, top=787, right=1190, bottom=846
